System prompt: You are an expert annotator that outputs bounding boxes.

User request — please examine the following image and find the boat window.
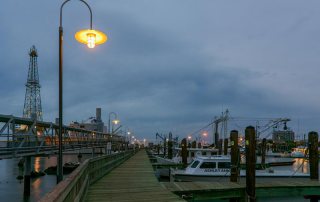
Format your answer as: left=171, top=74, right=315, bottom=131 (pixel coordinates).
left=202, top=152, right=206, bottom=156
left=218, top=162, right=231, bottom=168
left=191, top=160, right=200, bottom=168
left=199, top=162, right=216, bottom=169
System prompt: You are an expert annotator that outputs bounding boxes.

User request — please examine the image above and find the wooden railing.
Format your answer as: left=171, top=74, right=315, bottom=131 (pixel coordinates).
left=39, top=150, right=136, bottom=202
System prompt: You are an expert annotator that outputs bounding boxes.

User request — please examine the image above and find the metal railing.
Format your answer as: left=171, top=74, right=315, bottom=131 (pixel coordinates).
left=0, top=114, right=127, bottom=158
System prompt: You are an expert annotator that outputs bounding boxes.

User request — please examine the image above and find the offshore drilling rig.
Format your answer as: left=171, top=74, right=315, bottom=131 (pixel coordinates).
left=22, top=46, right=43, bottom=121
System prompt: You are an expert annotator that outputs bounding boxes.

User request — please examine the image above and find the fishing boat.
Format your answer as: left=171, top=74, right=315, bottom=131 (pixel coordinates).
left=171, top=155, right=309, bottom=182
left=154, top=147, right=219, bottom=164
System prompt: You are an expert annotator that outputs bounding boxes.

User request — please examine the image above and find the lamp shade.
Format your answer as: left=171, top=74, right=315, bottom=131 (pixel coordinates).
left=75, top=29, right=107, bottom=47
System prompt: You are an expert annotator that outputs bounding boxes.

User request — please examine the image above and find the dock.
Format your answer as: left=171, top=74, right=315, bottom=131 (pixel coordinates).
left=162, top=179, right=320, bottom=200
left=85, top=150, right=185, bottom=202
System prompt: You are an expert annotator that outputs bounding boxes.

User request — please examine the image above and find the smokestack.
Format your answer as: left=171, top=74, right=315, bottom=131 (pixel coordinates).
left=96, top=108, right=101, bottom=122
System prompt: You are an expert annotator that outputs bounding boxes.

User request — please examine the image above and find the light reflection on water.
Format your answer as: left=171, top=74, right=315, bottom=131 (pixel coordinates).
left=0, top=155, right=317, bottom=201
left=0, top=154, right=92, bottom=202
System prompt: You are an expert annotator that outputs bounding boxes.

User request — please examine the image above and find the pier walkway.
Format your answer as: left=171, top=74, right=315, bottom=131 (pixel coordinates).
left=85, top=150, right=184, bottom=202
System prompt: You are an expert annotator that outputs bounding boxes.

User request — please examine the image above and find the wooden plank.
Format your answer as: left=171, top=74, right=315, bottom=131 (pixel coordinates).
left=85, top=150, right=185, bottom=202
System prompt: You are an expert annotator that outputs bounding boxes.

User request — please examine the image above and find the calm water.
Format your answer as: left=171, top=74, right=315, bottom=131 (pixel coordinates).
left=0, top=156, right=316, bottom=202
left=0, top=154, right=93, bottom=202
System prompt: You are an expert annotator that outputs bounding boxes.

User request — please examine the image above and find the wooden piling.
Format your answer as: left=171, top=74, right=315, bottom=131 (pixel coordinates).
left=308, top=131, right=319, bottom=180
left=224, top=138, right=229, bottom=155
left=230, top=130, right=239, bottom=183
left=261, top=138, right=266, bottom=168
left=218, top=139, right=223, bottom=155
left=163, top=140, right=167, bottom=157
left=168, top=140, right=173, bottom=159
left=181, top=138, right=188, bottom=166
left=245, top=126, right=256, bottom=202
left=24, top=156, right=31, bottom=197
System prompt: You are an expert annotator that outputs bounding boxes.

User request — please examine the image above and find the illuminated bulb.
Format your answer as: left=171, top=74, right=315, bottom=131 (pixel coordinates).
left=87, top=33, right=96, bottom=48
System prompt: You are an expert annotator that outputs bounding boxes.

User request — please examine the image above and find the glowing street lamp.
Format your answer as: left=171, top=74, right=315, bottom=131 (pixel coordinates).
left=75, top=29, right=107, bottom=48
left=58, top=0, right=107, bottom=183
left=108, top=112, right=120, bottom=134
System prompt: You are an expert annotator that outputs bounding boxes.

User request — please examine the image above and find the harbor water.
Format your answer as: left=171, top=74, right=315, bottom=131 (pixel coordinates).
left=0, top=154, right=93, bottom=202
left=0, top=155, right=316, bottom=202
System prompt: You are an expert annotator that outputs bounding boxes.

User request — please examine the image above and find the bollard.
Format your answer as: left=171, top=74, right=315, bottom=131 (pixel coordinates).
left=224, top=138, right=228, bottom=155
left=245, top=126, right=256, bottom=202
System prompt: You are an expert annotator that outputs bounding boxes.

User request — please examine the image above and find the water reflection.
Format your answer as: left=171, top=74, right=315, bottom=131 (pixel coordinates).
left=0, top=154, right=92, bottom=202
left=292, top=158, right=309, bottom=174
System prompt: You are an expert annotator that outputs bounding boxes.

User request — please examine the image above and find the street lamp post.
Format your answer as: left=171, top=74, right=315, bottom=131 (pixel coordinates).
left=58, top=0, right=107, bottom=183
left=108, top=112, right=119, bottom=134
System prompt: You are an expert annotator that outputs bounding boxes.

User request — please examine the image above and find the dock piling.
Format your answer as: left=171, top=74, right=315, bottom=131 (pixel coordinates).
left=224, top=138, right=229, bottom=155
left=23, top=156, right=31, bottom=198
left=218, top=139, right=223, bottom=155
left=230, top=130, right=239, bottom=183
left=245, top=126, right=256, bottom=202
left=181, top=138, right=188, bottom=166
left=168, top=140, right=173, bottom=159
left=261, top=138, right=266, bottom=168
left=308, top=131, right=319, bottom=180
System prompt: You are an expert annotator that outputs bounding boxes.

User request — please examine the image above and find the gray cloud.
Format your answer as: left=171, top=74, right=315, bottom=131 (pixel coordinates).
left=1, top=0, right=320, bottom=141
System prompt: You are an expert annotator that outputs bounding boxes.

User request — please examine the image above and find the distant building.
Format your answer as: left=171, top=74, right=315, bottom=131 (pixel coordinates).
left=69, top=108, right=105, bottom=132
left=272, top=130, right=295, bottom=142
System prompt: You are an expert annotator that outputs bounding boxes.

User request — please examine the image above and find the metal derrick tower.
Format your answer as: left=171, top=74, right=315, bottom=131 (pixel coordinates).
left=23, top=46, right=43, bottom=121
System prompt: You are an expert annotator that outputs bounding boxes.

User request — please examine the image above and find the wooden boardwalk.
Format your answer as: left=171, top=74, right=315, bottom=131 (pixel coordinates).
left=85, top=150, right=185, bottom=202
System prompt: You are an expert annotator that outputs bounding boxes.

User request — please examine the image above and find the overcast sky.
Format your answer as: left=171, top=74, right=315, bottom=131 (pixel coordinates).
left=1, top=0, right=320, bottom=142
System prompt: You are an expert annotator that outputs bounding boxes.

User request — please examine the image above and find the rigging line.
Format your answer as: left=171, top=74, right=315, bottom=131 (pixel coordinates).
left=190, top=121, right=215, bottom=136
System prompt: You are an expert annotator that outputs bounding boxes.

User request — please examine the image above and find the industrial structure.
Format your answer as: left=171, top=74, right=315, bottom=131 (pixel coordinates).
left=69, top=108, right=105, bottom=132
left=22, top=46, right=43, bottom=121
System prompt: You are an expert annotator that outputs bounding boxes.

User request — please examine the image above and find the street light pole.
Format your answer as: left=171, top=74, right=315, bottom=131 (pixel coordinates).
left=58, top=0, right=107, bottom=184
left=108, top=112, right=119, bottom=134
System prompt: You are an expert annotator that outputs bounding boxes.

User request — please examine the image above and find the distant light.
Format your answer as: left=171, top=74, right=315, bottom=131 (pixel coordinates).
left=188, top=136, right=192, bottom=140
left=75, top=29, right=107, bottom=48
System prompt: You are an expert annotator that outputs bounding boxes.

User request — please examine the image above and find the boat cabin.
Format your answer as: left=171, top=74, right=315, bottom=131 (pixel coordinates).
left=185, top=155, right=231, bottom=175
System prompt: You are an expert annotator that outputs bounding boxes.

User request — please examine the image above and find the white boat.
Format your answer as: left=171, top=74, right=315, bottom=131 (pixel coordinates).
left=171, top=155, right=309, bottom=182
left=154, top=147, right=219, bottom=164
left=291, top=146, right=308, bottom=158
